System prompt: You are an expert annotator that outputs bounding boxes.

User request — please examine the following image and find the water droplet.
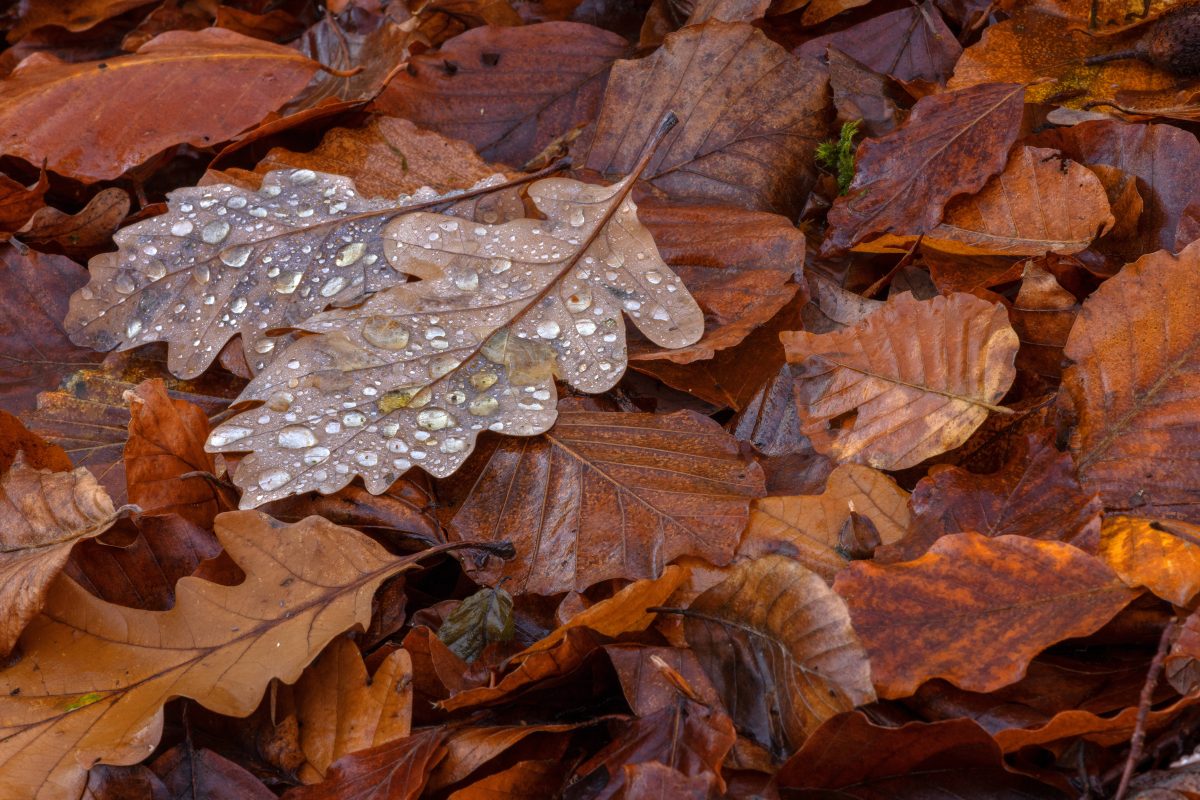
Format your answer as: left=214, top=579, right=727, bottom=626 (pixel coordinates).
left=277, top=426, right=317, bottom=449
left=425, top=326, right=446, bottom=340
left=568, top=208, right=586, bottom=227
left=258, top=469, right=291, bottom=491
left=227, top=196, right=247, bottom=209
left=565, top=291, right=592, bottom=313
left=203, top=294, right=215, bottom=306
left=321, top=276, right=347, bottom=297
left=645, top=271, right=663, bottom=285
left=471, top=371, right=498, bottom=390
left=343, top=411, right=366, bottom=427
left=171, top=220, right=193, bottom=237
left=440, top=437, right=466, bottom=453
left=537, top=320, right=560, bottom=339
left=491, top=258, right=512, bottom=274
left=126, top=320, right=142, bottom=338
left=575, top=319, right=597, bottom=336
left=231, top=297, right=248, bottom=314
left=266, top=391, right=294, bottom=411
left=453, top=270, right=479, bottom=291
left=275, top=271, right=303, bottom=294
left=209, top=426, right=252, bottom=446
left=429, top=354, right=460, bottom=378
left=325, top=421, right=342, bottom=434
left=439, top=220, right=459, bottom=232
left=624, top=300, right=642, bottom=311
left=201, top=220, right=230, bottom=244
left=336, top=242, right=364, bottom=266
left=355, top=451, right=379, bottom=467
left=652, top=307, right=670, bottom=321
left=304, top=446, right=330, bottom=465
left=430, top=337, right=449, bottom=350
left=142, top=245, right=157, bottom=256
left=362, top=317, right=410, bottom=350
left=255, top=340, right=276, bottom=354
left=446, top=390, right=466, bottom=405
left=417, top=408, right=453, bottom=430
left=115, top=273, right=137, bottom=294
left=291, top=169, right=317, bottom=185
left=469, top=395, right=498, bottom=416
left=381, top=422, right=400, bottom=437
left=220, top=244, right=252, bottom=268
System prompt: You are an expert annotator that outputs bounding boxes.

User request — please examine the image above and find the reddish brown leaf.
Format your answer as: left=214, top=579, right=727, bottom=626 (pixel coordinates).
left=681, top=555, right=876, bottom=757
left=151, top=745, right=275, bottom=800
left=573, top=21, right=829, bottom=216
left=125, top=379, right=229, bottom=529
left=1009, top=259, right=1080, bottom=381
left=374, top=23, right=628, bottom=167
left=0, top=170, right=47, bottom=231
left=1061, top=239, right=1200, bottom=521
left=782, top=292, right=1018, bottom=471
left=282, top=728, right=448, bottom=800
left=426, top=722, right=584, bottom=793
left=449, top=411, right=763, bottom=594
left=1167, top=609, right=1200, bottom=695
left=879, top=433, right=1101, bottom=562
left=0, top=411, right=72, bottom=473
left=835, top=533, right=1138, bottom=698
left=822, top=83, right=1024, bottom=253
left=604, top=645, right=722, bottom=717
left=446, top=759, right=565, bottom=799
left=0, top=29, right=320, bottom=182
left=6, top=0, right=156, bottom=43
left=0, top=243, right=103, bottom=416
left=16, top=187, right=130, bottom=259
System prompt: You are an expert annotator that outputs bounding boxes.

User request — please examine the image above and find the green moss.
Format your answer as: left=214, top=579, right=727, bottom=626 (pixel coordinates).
left=815, top=120, right=861, bottom=195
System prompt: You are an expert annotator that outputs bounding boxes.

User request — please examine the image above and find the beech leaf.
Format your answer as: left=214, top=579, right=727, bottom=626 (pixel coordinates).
left=206, top=117, right=706, bottom=507
left=437, top=585, right=515, bottom=662
left=782, top=292, right=1018, bottom=470
left=0, top=511, right=477, bottom=798
left=1099, top=516, right=1200, bottom=607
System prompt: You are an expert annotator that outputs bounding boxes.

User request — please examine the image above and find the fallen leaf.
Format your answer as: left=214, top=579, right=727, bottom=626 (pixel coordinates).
left=782, top=291, right=1019, bottom=470
left=604, top=644, right=722, bottom=716
left=822, top=82, right=1025, bottom=253
left=206, top=132, right=707, bottom=507
left=0, top=511, right=470, bottom=798
left=0, top=29, right=320, bottom=182
left=282, top=727, right=448, bottom=800
left=16, top=187, right=131, bottom=259
left=125, top=379, right=230, bottom=529
left=1167, top=609, right=1200, bottom=695
left=1009, top=259, right=1081, bottom=381
left=1099, top=516, right=1200, bottom=606
left=374, top=22, right=628, bottom=166
left=834, top=533, right=1138, bottom=698
left=739, top=463, right=910, bottom=582
left=1061, top=238, right=1200, bottom=521
left=572, top=21, right=829, bottom=216
left=855, top=146, right=1115, bottom=256
left=0, top=458, right=122, bottom=658
left=0, top=411, right=72, bottom=473
left=446, top=759, right=564, bottom=799
left=448, top=410, right=763, bottom=594
left=0, top=170, right=47, bottom=232
left=437, top=585, right=515, bottom=661
left=291, top=636, right=414, bottom=783
left=678, top=555, right=876, bottom=757
left=150, top=745, right=275, bottom=800
left=6, top=0, right=157, bottom=43
left=879, top=432, right=1101, bottom=562
left=287, top=14, right=418, bottom=112
left=426, top=721, right=582, bottom=793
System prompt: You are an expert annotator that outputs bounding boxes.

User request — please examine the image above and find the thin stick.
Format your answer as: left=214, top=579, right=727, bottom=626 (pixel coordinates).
left=863, top=234, right=923, bottom=299
left=1113, top=618, right=1178, bottom=800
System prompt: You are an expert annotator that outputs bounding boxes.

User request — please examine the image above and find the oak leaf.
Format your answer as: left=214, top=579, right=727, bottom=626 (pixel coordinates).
left=1061, top=239, right=1200, bottom=520
left=0, top=29, right=320, bottom=182
left=207, top=126, right=706, bottom=507
left=676, top=555, right=876, bottom=758
left=834, top=533, right=1138, bottom=698
left=0, top=511, right=473, bottom=798
left=821, top=82, right=1025, bottom=253
left=782, top=292, right=1018, bottom=470
left=0, top=458, right=123, bottom=658
left=448, top=410, right=764, bottom=594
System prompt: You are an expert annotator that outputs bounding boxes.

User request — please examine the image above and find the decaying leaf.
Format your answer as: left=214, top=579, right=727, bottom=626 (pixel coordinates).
left=65, top=166, right=528, bottom=379
left=207, top=118, right=706, bottom=507
left=0, top=458, right=122, bottom=658
left=834, top=533, right=1138, bottom=698
left=1062, top=239, right=1200, bottom=521
left=449, top=410, right=764, bottom=594
left=437, top=585, right=515, bottom=661
left=0, top=512, right=474, bottom=798
left=782, top=292, right=1018, bottom=470
left=676, top=555, right=876, bottom=758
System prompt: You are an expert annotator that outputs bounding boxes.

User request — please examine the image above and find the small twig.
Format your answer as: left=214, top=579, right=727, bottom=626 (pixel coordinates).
left=1150, top=520, right=1200, bottom=549
left=1113, top=618, right=1178, bottom=800
left=863, top=235, right=923, bottom=299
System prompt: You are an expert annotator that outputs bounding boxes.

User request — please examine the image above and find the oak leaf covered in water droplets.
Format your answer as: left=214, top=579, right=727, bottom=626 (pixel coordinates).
left=207, top=135, right=705, bottom=507
left=64, top=168, right=524, bottom=378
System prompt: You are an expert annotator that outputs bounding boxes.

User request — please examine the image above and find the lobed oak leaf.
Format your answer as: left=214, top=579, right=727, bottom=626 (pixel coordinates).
left=782, top=292, right=1019, bottom=471
left=854, top=146, right=1115, bottom=257
left=65, top=165, right=528, bottom=380
left=834, top=533, right=1139, bottom=698
left=0, top=511, right=473, bottom=799
left=0, top=458, right=124, bottom=658
left=675, top=555, right=876, bottom=758
left=448, top=410, right=764, bottom=594
left=207, top=122, right=707, bottom=508
left=821, top=82, right=1025, bottom=254
left=0, top=29, right=321, bottom=183
left=1061, top=239, right=1200, bottom=521
left=739, top=463, right=910, bottom=582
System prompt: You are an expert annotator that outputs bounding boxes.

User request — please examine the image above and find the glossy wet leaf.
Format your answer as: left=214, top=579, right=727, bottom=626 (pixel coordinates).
left=207, top=148, right=705, bottom=507
left=437, top=585, right=515, bottom=662
left=782, top=292, right=1018, bottom=471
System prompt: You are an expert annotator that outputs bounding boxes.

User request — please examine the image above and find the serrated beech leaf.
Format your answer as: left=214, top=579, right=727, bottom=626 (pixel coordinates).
left=206, top=117, right=705, bottom=507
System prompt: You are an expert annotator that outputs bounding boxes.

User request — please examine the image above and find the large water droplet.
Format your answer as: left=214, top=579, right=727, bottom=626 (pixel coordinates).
left=336, top=242, right=364, bottom=266
left=440, top=437, right=466, bottom=453
left=568, top=208, right=586, bottom=227
left=453, top=269, right=479, bottom=291
left=220, top=244, right=252, bottom=268
left=645, top=271, right=663, bottom=285
left=355, top=451, right=379, bottom=467
left=171, top=220, right=193, bottom=237
left=304, top=446, right=330, bottom=465
left=429, top=354, right=460, bottom=379
left=469, top=395, right=498, bottom=416
left=257, top=469, right=291, bottom=491
left=417, top=408, right=453, bottom=430
left=201, top=220, right=230, bottom=244
left=277, top=426, right=317, bottom=449
left=231, top=297, right=248, bottom=314
left=291, top=169, right=317, bottom=185
left=266, top=391, right=294, bottom=412
left=536, top=320, right=560, bottom=339
left=209, top=426, right=252, bottom=447
left=575, top=319, right=597, bottom=336
left=565, top=291, right=592, bottom=313
left=362, top=317, right=410, bottom=350
left=275, top=271, right=303, bottom=294
left=126, top=320, right=142, bottom=338
left=115, top=273, right=137, bottom=294
left=343, top=411, right=366, bottom=427
left=470, top=371, right=498, bottom=390
left=320, top=276, right=347, bottom=297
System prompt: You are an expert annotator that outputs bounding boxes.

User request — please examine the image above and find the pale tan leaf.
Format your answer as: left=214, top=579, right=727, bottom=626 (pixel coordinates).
left=207, top=121, right=705, bottom=507
left=782, top=292, right=1018, bottom=470
left=66, top=168, right=527, bottom=379
left=739, top=464, right=910, bottom=582
left=0, top=511, right=462, bottom=799
left=0, top=459, right=121, bottom=658
left=679, top=555, right=876, bottom=758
